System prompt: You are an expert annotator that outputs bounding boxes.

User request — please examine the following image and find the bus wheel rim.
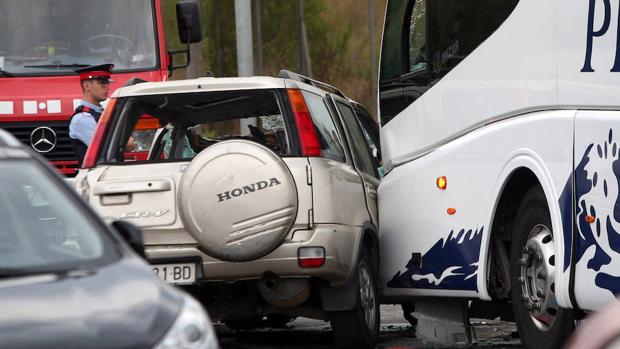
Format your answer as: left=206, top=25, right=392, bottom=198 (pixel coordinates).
left=518, top=224, right=558, bottom=331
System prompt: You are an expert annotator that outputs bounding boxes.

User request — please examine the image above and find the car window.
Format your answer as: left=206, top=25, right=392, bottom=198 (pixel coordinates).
left=0, top=160, right=118, bottom=273
left=108, top=89, right=292, bottom=163
left=302, top=91, right=346, bottom=162
left=335, top=101, right=379, bottom=178
left=353, top=107, right=383, bottom=178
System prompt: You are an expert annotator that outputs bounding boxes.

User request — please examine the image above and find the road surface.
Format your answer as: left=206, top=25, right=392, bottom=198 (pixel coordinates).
left=216, top=305, right=523, bottom=348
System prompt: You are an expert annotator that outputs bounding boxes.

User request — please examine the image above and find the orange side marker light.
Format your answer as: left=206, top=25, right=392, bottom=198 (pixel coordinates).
left=447, top=208, right=456, bottom=215
left=437, top=176, right=447, bottom=190
left=585, top=215, right=596, bottom=224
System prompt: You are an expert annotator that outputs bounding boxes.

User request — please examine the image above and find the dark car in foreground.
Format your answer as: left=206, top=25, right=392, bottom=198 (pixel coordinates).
left=0, top=129, right=218, bottom=349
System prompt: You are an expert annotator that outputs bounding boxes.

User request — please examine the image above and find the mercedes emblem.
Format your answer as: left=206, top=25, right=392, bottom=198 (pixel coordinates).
left=30, top=126, right=57, bottom=153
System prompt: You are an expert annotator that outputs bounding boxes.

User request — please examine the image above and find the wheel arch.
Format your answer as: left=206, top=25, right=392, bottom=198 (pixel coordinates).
left=320, top=222, right=380, bottom=312
left=362, top=222, right=380, bottom=278
left=477, top=151, right=568, bottom=306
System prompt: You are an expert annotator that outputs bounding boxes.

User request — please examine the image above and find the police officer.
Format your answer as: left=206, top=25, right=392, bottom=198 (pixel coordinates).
left=69, top=64, right=114, bottom=166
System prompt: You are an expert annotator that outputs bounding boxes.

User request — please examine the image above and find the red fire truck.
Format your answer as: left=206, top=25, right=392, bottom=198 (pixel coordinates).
left=0, top=0, right=201, bottom=176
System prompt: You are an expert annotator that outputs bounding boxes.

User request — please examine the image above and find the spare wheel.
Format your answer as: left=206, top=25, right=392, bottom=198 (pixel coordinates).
left=179, top=140, right=298, bottom=262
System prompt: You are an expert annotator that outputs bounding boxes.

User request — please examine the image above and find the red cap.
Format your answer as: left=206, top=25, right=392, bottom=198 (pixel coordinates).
left=76, top=64, right=115, bottom=82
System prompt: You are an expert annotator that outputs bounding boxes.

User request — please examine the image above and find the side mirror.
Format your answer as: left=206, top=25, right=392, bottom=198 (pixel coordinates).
left=176, top=1, right=203, bottom=44
left=112, top=220, right=145, bottom=258
left=168, top=1, right=203, bottom=75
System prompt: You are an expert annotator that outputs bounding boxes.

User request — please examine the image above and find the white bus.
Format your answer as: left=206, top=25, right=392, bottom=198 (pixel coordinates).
left=378, top=0, right=620, bottom=348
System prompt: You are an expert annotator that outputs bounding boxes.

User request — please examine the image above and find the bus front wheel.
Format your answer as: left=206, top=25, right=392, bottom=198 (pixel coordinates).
left=509, top=185, right=574, bottom=349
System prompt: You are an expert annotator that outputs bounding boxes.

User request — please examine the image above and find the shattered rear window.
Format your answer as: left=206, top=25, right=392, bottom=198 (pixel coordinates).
left=107, top=89, right=293, bottom=163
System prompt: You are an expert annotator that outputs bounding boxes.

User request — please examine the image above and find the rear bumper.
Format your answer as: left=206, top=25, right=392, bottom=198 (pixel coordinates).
left=144, top=224, right=363, bottom=287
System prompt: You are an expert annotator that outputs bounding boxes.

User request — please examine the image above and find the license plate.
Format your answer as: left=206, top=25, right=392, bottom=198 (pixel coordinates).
left=152, top=263, right=196, bottom=285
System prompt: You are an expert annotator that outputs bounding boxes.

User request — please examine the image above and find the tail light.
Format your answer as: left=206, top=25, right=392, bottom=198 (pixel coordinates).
left=298, top=247, right=325, bottom=268
left=287, top=89, right=321, bottom=157
left=82, top=98, right=116, bottom=169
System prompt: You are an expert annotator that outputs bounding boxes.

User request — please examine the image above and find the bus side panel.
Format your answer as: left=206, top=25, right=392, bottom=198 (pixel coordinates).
left=381, top=0, right=557, bottom=168
left=559, top=0, right=620, bottom=108
left=379, top=111, right=574, bottom=306
left=573, top=111, right=620, bottom=311
left=559, top=0, right=620, bottom=307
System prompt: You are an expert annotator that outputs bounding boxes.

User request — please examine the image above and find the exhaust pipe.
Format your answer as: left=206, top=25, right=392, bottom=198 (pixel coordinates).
left=257, top=274, right=310, bottom=308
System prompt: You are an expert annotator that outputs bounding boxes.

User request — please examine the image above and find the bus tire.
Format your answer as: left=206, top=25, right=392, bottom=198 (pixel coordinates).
left=330, top=246, right=379, bottom=349
left=510, top=185, right=574, bottom=349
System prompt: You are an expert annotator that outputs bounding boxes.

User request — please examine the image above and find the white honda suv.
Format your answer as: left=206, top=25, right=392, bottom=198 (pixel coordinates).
left=74, top=71, right=382, bottom=348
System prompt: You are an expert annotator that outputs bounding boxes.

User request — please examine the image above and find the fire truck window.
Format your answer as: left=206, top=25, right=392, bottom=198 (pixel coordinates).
left=1, top=0, right=157, bottom=75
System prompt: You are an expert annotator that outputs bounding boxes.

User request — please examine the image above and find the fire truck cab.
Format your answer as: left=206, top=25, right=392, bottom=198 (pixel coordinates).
left=0, top=0, right=201, bottom=176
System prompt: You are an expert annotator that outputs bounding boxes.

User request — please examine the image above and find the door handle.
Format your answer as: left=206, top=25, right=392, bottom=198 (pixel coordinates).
left=93, top=180, right=172, bottom=196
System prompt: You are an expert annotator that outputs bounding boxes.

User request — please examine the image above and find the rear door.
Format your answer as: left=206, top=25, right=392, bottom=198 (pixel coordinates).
left=78, top=162, right=190, bottom=245
left=78, top=88, right=313, bottom=245
left=301, top=90, right=369, bottom=226
left=330, top=96, right=380, bottom=226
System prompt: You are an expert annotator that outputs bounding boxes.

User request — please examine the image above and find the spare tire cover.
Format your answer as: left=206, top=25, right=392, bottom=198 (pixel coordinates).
left=179, top=140, right=298, bottom=262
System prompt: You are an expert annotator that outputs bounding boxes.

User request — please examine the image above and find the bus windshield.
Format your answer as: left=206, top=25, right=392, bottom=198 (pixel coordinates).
left=0, top=0, right=158, bottom=76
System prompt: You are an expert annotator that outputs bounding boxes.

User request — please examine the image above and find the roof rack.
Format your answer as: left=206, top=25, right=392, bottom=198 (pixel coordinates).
left=277, top=70, right=346, bottom=98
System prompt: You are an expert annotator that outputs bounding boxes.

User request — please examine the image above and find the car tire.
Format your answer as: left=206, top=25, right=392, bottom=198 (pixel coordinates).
left=510, top=185, right=574, bottom=349
left=330, top=246, right=379, bottom=349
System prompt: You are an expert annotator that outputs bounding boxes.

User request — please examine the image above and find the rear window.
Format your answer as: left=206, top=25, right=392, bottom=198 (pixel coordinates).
left=104, top=89, right=293, bottom=163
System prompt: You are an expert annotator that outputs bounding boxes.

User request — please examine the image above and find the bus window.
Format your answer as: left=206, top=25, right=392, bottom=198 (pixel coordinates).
left=379, top=0, right=519, bottom=126
left=379, top=0, right=409, bottom=82
left=408, top=0, right=427, bottom=73
left=428, top=0, right=519, bottom=82
left=379, top=0, right=430, bottom=126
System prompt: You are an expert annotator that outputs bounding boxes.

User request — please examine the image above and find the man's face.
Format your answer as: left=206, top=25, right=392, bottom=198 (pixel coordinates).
left=85, top=79, right=110, bottom=103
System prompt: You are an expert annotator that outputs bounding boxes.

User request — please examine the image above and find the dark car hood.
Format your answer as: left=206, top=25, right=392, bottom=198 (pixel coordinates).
left=0, top=257, right=182, bottom=349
